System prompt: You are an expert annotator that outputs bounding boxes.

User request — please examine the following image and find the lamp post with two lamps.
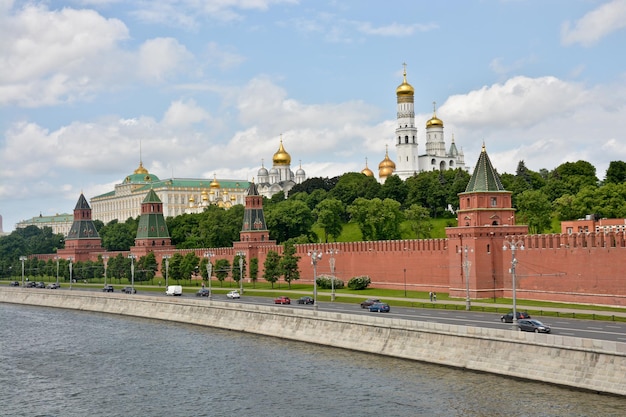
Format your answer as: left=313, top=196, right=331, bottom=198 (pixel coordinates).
left=67, top=257, right=74, bottom=290
left=236, top=251, right=245, bottom=294
left=128, top=254, right=136, bottom=292
left=203, top=252, right=213, bottom=300
left=55, top=256, right=60, bottom=286
left=459, top=245, right=473, bottom=311
left=503, top=237, right=524, bottom=330
left=162, top=255, right=171, bottom=289
left=102, top=255, right=109, bottom=287
left=19, top=256, right=27, bottom=287
left=308, top=250, right=323, bottom=310
left=327, top=248, right=338, bottom=301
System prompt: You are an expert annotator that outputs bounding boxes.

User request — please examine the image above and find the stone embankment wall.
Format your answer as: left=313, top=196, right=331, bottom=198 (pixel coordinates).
left=2, top=288, right=625, bottom=396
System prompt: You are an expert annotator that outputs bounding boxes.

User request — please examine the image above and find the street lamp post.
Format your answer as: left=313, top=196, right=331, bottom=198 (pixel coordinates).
left=203, top=252, right=213, bottom=300
left=55, top=256, right=60, bottom=286
left=162, top=255, right=171, bottom=289
left=103, top=255, right=109, bottom=287
left=236, top=251, right=245, bottom=294
left=308, top=250, right=323, bottom=310
left=503, top=237, right=525, bottom=330
left=19, top=256, right=27, bottom=287
left=459, top=245, right=473, bottom=311
left=128, top=254, right=136, bottom=292
left=327, top=249, right=338, bottom=302
left=68, top=257, right=74, bottom=290
left=403, top=268, right=407, bottom=297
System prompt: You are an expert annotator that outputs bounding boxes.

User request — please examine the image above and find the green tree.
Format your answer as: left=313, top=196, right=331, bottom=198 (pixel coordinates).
left=515, top=190, right=553, bottom=234
left=263, top=250, right=281, bottom=288
left=348, top=198, right=403, bottom=240
left=232, top=253, right=247, bottom=284
left=405, top=171, right=448, bottom=217
left=279, top=242, right=300, bottom=289
left=136, top=252, right=158, bottom=283
left=100, top=218, right=137, bottom=251
left=168, top=252, right=185, bottom=283
left=249, top=257, right=259, bottom=288
left=329, top=172, right=381, bottom=206
left=266, top=199, right=314, bottom=243
left=380, top=175, right=408, bottom=206
left=313, top=198, right=345, bottom=242
left=605, top=161, right=626, bottom=184
left=215, top=258, right=231, bottom=286
left=405, top=204, right=433, bottom=238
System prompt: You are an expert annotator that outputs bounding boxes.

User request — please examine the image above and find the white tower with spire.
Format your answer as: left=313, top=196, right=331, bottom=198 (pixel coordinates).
left=394, top=63, right=419, bottom=180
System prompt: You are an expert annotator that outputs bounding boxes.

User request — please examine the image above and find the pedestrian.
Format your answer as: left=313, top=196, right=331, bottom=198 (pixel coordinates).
left=433, top=292, right=437, bottom=302
left=429, top=291, right=433, bottom=302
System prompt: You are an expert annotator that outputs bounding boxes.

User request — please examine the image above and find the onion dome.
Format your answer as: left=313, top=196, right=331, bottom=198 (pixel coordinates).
left=426, top=102, right=444, bottom=128
left=378, top=146, right=396, bottom=178
left=296, top=162, right=305, bottom=177
left=272, top=137, right=291, bottom=165
left=134, top=161, right=149, bottom=175
left=258, top=161, right=269, bottom=177
left=210, top=174, right=220, bottom=189
left=396, top=65, right=415, bottom=96
left=361, top=158, right=374, bottom=177
left=201, top=189, right=208, bottom=201
left=189, top=195, right=195, bottom=203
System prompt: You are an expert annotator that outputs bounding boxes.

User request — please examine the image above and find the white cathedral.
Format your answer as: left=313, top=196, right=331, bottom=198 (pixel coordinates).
left=256, top=137, right=306, bottom=199
left=363, top=65, right=467, bottom=182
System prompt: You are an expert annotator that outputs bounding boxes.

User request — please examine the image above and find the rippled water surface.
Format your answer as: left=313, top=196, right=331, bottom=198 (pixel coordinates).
left=1, top=303, right=624, bottom=417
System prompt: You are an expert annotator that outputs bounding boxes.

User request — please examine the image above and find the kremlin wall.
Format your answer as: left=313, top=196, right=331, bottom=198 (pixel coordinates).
left=37, top=144, right=626, bottom=309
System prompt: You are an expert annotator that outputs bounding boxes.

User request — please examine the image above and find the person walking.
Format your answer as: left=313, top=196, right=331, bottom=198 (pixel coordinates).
left=429, top=292, right=433, bottom=302
left=433, top=292, right=437, bottom=302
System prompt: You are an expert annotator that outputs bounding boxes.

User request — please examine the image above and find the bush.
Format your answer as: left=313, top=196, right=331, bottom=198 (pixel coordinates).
left=316, top=274, right=344, bottom=290
left=347, top=275, right=371, bottom=290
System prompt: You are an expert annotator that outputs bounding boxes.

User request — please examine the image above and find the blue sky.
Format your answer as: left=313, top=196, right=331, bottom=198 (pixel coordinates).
left=1, top=0, right=626, bottom=232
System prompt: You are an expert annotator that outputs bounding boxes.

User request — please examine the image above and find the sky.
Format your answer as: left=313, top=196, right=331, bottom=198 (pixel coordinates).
left=1, top=0, right=626, bottom=232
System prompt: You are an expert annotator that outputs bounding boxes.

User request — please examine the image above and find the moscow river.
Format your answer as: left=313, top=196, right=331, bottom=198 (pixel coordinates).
left=1, top=303, right=624, bottom=417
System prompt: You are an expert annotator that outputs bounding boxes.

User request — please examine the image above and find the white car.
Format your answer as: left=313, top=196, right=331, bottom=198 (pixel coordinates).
left=226, top=290, right=241, bottom=299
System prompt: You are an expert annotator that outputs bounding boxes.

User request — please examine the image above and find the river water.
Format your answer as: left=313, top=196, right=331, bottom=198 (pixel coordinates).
left=1, top=303, right=624, bottom=417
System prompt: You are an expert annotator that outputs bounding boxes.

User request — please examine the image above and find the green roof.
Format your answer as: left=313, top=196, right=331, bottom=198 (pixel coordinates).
left=464, top=144, right=505, bottom=192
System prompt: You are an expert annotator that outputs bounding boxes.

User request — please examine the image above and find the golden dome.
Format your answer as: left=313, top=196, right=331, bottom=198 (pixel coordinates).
left=396, top=65, right=414, bottom=96
left=210, top=174, right=220, bottom=189
left=201, top=189, right=208, bottom=201
left=272, top=137, right=291, bottom=165
left=189, top=195, right=195, bottom=203
left=361, top=158, right=374, bottom=177
left=378, top=146, right=396, bottom=178
left=426, top=102, right=444, bottom=128
left=133, top=161, right=149, bottom=175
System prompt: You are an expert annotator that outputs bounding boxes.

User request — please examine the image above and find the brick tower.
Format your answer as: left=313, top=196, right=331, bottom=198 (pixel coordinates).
left=133, top=189, right=174, bottom=257
left=57, top=193, right=102, bottom=262
left=234, top=179, right=276, bottom=257
left=446, top=144, right=527, bottom=299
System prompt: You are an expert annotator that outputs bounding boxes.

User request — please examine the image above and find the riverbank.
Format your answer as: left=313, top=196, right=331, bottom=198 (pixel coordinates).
left=1, top=287, right=625, bottom=396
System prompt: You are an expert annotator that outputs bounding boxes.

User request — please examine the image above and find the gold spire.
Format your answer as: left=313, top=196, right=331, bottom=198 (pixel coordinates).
left=361, top=157, right=374, bottom=177
left=210, top=174, right=220, bottom=188
left=378, top=145, right=396, bottom=178
left=272, top=135, right=291, bottom=165
left=133, top=161, right=149, bottom=175
left=396, top=62, right=415, bottom=96
left=426, top=101, right=444, bottom=128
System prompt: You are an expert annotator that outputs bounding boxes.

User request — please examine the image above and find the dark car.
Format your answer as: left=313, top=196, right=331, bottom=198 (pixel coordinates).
left=46, top=282, right=60, bottom=289
left=121, top=286, right=137, bottom=294
left=500, top=311, right=531, bottom=323
left=102, top=285, right=114, bottom=292
left=196, top=288, right=210, bottom=297
left=360, top=298, right=381, bottom=309
left=517, top=319, right=551, bottom=333
left=9, top=281, right=20, bottom=287
left=369, top=302, right=390, bottom=312
left=34, top=281, right=46, bottom=288
left=297, top=296, right=314, bottom=305
left=25, top=281, right=36, bottom=288
left=274, top=296, right=291, bottom=305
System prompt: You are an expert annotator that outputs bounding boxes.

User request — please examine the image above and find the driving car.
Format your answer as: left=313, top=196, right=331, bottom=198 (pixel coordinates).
left=121, top=286, right=137, bottom=294
left=517, top=319, right=551, bottom=333
left=34, top=281, right=46, bottom=288
left=360, top=298, right=381, bottom=308
left=227, top=290, right=241, bottom=299
left=500, top=311, right=530, bottom=323
left=196, top=288, right=210, bottom=297
left=297, top=296, right=314, bottom=305
left=46, top=282, right=60, bottom=289
left=368, top=302, right=390, bottom=312
left=25, top=281, right=36, bottom=288
left=102, top=285, right=114, bottom=292
left=274, top=296, right=291, bottom=304
left=9, top=281, right=19, bottom=286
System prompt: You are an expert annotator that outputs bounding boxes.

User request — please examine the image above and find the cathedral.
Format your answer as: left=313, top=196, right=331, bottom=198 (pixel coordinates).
left=256, top=137, right=306, bottom=198
left=363, top=65, right=467, bottom=182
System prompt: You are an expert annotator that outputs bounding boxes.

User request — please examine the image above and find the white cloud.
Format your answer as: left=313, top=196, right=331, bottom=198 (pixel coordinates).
left=162, top=99, right=213, bottom=127
left=561, top=0, right=626, bottom=47
left=356, top=21, right=437, bottom=37
left=136, top=38, right=194, bottom=83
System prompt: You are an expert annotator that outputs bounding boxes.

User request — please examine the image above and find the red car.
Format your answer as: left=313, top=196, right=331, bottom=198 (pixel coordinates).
left=274, top=296, right=291, bottom=305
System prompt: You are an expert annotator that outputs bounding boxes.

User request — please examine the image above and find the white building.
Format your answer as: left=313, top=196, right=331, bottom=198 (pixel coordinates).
left=256, top=137, right=306, bottom=198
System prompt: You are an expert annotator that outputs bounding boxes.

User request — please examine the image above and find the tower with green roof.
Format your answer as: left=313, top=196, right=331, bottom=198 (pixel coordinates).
left=446, top=144, right=527, bottom=300
left=133, top=188, right=174, bottom=256
left=57, top=193, right=102, bottom=262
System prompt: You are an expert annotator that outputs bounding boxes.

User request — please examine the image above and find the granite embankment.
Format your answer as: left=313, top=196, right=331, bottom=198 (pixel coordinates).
left=2, top=288, right=625, bottom=396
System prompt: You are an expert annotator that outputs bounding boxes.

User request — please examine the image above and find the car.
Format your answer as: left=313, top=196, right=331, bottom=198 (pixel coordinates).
left=196, top=288, right=210, bottom=297
left=274, top=296, right=291, bottom=305
left=360, top=298, right=381, bottom=308
left=9, top=281, right=20, bottom=287
left=102, top=285, right=114, bottom=292
left=517, top=319, right=551, bottom=333
left=227, top=290, right=241, bottom=299
left=25, top=281, right=36, bottom=288
left=121, top=286, right=137, bottom=294
left=34, top=281, right=46, bottom=288
left=369, top=302, right=390, bottom=312
left=46, top=283, right=60, bottom=289
left=500, top=311, right=530, bottom=323
left=297, top=296, right=314, bottom=305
